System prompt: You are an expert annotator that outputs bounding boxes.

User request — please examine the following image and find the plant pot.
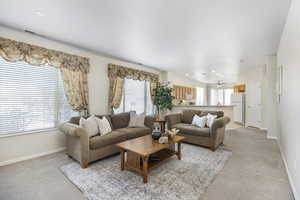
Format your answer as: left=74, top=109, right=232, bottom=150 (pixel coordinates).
left=155, top=109, right=166, bottom=121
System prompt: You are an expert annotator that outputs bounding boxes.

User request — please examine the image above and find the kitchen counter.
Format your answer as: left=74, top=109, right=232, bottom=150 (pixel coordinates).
left=174, top=105, right=235, bottom=107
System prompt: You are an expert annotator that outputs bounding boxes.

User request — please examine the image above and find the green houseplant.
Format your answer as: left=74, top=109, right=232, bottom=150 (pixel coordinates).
left=153, top=81, right=175, bottom=119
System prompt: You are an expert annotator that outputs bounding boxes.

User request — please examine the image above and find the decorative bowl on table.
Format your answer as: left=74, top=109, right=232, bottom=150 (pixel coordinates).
left=167, top=128, right=179, bottom=139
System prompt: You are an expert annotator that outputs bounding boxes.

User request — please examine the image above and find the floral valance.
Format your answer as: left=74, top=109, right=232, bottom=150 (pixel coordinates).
left=0, top=37, right=90, bottom=73
left=108, top=63, right=159, bottom=82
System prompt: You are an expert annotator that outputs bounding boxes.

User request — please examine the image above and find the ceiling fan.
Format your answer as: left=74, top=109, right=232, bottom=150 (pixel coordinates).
left=216, top=80, right=226, bottom=88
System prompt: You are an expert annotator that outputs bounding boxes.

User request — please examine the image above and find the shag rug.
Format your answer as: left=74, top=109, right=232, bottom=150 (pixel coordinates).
left=60, top=144, right=231, bottom=200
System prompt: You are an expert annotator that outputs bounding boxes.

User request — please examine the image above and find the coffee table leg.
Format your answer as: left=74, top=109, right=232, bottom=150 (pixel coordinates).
left=142, top=156, right=149, bottom=183
left=120, top=149, right=125, bottom=171
left=177, top=142, right=182, bottom=160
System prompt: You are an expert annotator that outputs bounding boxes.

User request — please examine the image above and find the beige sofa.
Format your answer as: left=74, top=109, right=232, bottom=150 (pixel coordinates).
left=60, top=112, right=155, bottom=168
left=165, top=110, right=230, bottom=151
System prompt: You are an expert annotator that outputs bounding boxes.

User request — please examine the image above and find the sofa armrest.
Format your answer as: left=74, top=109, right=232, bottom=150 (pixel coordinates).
left=59, top=123, right=88, bottom=137
left=210, top=116, right=230, bottom=137
left=59, top=123, right=90, bottom=168
left=165, top=113, right=182, bottom=128
left=144, top=116, right=155, bottom=129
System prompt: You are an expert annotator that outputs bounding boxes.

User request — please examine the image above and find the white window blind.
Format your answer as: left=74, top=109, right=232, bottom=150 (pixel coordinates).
left=114, top=78, right=154, bottom=115
left=0, top=57, right=78, bottom=135
left=209, top=88, right=234, bottom=105
left=196, top=87, right=205, bottom=105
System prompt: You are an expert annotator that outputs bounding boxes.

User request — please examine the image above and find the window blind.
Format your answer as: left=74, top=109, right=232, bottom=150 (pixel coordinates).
left=0, top=57, right=77, bottom=135
left=209, top=88, right=234, bottom=105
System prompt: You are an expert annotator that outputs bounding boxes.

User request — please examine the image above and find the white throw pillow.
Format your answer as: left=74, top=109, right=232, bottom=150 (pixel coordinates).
left=206, top=113, right=218, bottom=128
left=192, top=115, right=207, bottom=128
left=79, top=115, right=99, bottom=137
left=96, top=117, right=112, bottom=136
left=128, top=112, right=146, bottom=128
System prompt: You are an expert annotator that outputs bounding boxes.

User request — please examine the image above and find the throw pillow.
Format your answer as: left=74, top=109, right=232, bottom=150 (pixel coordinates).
left=79, top=115, right=99, bottom=137
left=128, top=112, right=146, bottom=128
left=192, top=115, right=207, bottom=128
left=96, top=117, right=112, bottom=136
left=206, top=113, right=218, bottom=128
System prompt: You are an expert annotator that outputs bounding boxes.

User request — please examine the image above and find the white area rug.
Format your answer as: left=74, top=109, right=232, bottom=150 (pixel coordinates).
left=60, top=144, right=231, bottom=200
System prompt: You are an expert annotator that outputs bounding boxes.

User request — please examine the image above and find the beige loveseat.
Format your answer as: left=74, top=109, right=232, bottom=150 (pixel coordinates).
left=60, top=112, right=155, bottom=168
left=165, top=110, right=230, bottom=151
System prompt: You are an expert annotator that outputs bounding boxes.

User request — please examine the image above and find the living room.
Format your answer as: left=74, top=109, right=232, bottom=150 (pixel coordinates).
left=0, top=0, right=299, bottom=200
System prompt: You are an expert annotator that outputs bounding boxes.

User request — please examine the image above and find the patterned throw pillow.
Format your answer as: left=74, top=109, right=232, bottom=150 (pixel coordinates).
left=79, top=115, right=99, bottom=137
left=96, top=117, right=112, bottom=136
left=206, top=113, right=218, bottom=128
left=128, top=112, right=146, bottom=128
left=192, top=115, right=207, bottom=128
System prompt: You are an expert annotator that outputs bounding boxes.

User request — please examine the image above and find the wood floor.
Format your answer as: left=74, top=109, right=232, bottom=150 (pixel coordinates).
left=0, top=128, right=294, bottom=200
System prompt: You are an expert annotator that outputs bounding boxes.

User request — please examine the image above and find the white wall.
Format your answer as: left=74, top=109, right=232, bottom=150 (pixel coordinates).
left=263, top=56, right=279, bottom=139
left=277, top=0, right=300, bottom=198
left=237, top=65, right=265, bottom=84
left=163, top=71, right=208, bottom=105
left=0, top=26, right=162, bottom=165
left=236, top=58, right=278, bottom=139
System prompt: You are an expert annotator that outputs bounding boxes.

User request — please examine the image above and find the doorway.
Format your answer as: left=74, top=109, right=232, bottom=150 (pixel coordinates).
left=245, top=81, right=262, bottom=128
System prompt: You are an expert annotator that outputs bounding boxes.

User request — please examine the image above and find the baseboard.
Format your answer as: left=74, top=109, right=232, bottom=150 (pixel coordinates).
left=267, top=136, right=278, bottom=140
left=277, top=141, right=299, bottom=200
left=0, top=147, right=66, bottom=167
left=260, top=127, right=268, bottom=131
left=226, top=128, right=236, bottom=130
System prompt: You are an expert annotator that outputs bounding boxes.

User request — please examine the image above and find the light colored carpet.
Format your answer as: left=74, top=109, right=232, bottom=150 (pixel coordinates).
left=60, top=144, right=232, bottom=200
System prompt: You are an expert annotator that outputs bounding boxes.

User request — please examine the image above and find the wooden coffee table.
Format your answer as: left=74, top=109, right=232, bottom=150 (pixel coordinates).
left=116, top=135, right=184, bottom=183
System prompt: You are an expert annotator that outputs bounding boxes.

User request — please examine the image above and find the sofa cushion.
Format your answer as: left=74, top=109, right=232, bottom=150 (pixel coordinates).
left=173, top=123, right=210, bottom=137
left=95, top=116, right=112, bottom=135
left=79, top=115, right=99, bottom=137
left=117, top=127, right=151, bottom=139
left=90, top=131, right=127, bottom=149
left=70, top=115, right=112, bottom=126
left=96, top=115, right=113, bottom=127
left=182, top=110, right=202, bottom=124
left=110, top=112, right=130, bottom=129
left=128, top=112, right=146, bottom=128
left=144, top=116, right=155, bottom=129
left=192, top=114, right=207, bottom=128
left=200, top=111, right=224, bottom=118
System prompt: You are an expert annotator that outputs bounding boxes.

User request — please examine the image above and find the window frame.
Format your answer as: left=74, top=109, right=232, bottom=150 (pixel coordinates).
left=196, top=87, right=205, bottom=105
left=209, top=87, right=234, bottom=105
left=114, top=78, right=154, bottom=114
left=0, top=58, right=77, bottom=137
left=0, top=127, right=59, bottom=138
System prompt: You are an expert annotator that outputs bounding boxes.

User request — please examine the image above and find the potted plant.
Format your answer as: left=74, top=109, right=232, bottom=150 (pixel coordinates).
left=153, top=81, right=175, bottom=120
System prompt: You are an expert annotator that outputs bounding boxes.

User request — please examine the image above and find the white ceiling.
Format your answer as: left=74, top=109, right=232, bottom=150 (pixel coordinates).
left=0, top=0, right=290, bottom=83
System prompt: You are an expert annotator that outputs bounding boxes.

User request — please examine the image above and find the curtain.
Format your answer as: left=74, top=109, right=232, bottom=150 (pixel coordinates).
left=108, top=64, right=159, bottom=82
left=107, top=64, right=159, bottom=113
left=60, top=68, right=89, bottom=113
left=150, top=81, right=157, bottom=103
left=0, top=37, right=90, bottom=113
left=108, top=77, right=124, bottom=113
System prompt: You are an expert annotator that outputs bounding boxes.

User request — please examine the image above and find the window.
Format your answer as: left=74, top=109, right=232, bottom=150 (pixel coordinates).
left=0, top=57, right=77, bottom=135
left=196, top=87, right=205, bottom=105
left=114, top=78, right=154, bottom=114
left=209, top=88, right=233, bottom=105
left=224, top=88, right=234, bottom=105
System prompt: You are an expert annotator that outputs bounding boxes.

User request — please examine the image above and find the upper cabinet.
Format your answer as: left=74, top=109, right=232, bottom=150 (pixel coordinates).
left=173, top=85, right=196, bottom=100
left=234, top=84, right=246, bottom=93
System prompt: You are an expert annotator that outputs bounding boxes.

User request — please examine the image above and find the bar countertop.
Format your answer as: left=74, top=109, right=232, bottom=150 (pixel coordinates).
left=173, top=105, right=234, bottom=108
